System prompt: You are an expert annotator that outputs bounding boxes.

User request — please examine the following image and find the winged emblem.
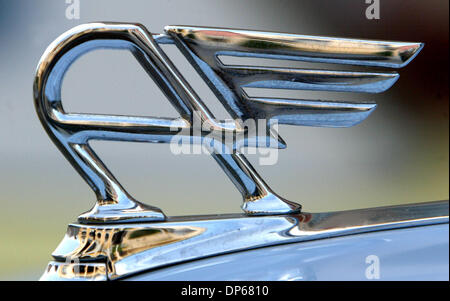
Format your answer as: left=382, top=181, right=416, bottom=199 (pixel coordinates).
left=33, top=23, right=422, bottom=223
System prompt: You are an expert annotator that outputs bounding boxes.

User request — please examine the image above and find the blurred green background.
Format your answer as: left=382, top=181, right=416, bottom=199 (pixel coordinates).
left=0, top=0, right=448, bottom=280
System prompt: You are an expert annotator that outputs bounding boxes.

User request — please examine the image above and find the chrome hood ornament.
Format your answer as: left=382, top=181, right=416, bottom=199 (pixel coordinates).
left=34, top=22, right=422, bottom=224
left=35, top=23, right=450, bottom=282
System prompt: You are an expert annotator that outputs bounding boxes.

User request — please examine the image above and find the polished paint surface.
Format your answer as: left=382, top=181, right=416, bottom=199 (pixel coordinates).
left=129, top=223, right=449, bottom=281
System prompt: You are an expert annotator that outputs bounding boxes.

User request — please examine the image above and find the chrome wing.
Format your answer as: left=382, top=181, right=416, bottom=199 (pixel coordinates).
left=165, top=26, right=422, bottom=128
